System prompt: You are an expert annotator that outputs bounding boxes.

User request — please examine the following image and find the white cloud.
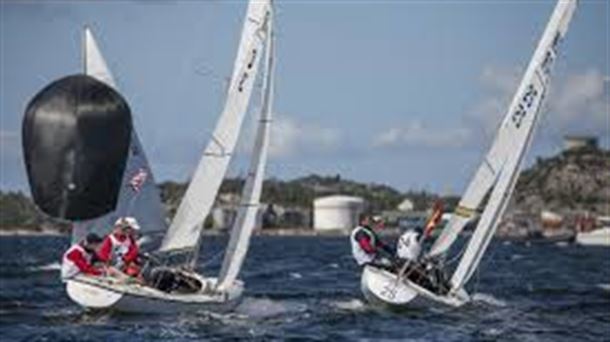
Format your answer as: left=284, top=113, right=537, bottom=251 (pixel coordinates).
left=550, top=68, right=609, bottom=132
left=238, top=114, right=342, bottom=159
left=269, top=115, right=342, bottom=158
left=467, top=65, right=522, bottom=136
left=372, top=65, right=521, bottom=150
left=479, top=64, right=521, bottom=94
left=372, top=65, right=609, bottom=151
left=373, top=120, right=472, bottom=149
left=466, top=65, right=609, bottom=139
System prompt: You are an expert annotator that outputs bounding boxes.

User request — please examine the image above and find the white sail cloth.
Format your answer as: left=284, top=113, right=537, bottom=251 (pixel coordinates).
left=448, top=0, right=578, bottom=291
left=73, top=28, right=168, bottom=244
left=428, top=0, right=578, bottom=259
left=160, top=1, right=272, bottom=253
left=217, top=11, right=275, bottom=291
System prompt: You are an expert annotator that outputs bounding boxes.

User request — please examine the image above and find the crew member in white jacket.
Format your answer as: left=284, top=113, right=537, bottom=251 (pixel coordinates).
left=396, top=227, right=422, bottom=263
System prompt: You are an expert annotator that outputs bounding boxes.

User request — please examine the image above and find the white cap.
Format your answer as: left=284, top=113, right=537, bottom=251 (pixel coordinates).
left=114, top=216, right=141, bottom=231
left=371, top=215, right=384, bottom=223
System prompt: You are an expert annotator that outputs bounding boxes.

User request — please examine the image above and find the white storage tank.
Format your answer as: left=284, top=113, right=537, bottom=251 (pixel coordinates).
left=314, top=195, right=365, bottom=231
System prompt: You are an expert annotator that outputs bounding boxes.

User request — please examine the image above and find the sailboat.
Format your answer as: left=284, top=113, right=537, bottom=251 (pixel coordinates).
left=23, top=0, right=275, bottom=313
left=361, top=0, right=578, bottom=308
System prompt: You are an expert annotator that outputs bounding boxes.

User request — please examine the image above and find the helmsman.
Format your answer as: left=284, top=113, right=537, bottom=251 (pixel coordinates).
left=350, top=215, right=395, bottom=270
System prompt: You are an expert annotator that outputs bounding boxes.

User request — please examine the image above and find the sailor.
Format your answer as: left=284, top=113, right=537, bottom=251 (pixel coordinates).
left=98, top=217, right=141, bottom=274
left=396, top=227, right=422, bottom=263
left=396, top=226, right=449, bottom=294
left=350, top=214, right=395, bottom=270
left=61, top=233, right=104, bottom=280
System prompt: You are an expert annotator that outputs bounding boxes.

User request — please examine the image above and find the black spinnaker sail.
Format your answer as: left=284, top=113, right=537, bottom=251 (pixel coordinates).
left=23, top=74, right=132, bottom=220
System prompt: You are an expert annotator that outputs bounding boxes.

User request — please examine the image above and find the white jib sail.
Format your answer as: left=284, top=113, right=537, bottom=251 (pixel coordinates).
left=449, top=0, right=578, bottom=292
left=73, top=28, right=168, bottom=244
left=429, top=1, right=577, bottom=258
left=216, top=12, right=274, bottom=291
left=160, top=1, right=272, bottom=253
left=427, top=143, right=504, bottom=258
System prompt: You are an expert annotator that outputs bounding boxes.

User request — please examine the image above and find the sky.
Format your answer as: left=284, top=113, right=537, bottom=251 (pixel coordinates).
left=1, top=0, right=608, bottom=196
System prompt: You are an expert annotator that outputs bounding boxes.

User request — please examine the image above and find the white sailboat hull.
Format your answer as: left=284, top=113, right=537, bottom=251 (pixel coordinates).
left=575, top=227, right=610, bottom=246
left=66, top=274, right=243, bottom=314
left=360, top=266, right=468, bottom=309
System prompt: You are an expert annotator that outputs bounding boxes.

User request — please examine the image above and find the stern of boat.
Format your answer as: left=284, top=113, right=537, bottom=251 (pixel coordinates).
left=361, top=265, right=419, bottom=307
left=361, top=265, right=469, bottom=309
left=66, top=277, right=123, bottom=310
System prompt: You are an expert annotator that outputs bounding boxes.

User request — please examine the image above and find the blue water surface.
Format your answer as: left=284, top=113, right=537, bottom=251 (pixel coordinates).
left=0, top=236, right=608, bottom=341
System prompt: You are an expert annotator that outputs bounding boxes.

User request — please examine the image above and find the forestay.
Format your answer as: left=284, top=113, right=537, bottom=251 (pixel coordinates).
left=160, top=1, right=272, bottom=253
left=448, top=0, right=578, bottom=291
left=217, top=10, right=274, bottom=291
left=73, top=28, right=168, bottom=245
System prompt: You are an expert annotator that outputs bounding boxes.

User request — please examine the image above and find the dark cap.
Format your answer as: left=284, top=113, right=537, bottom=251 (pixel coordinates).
left=85, top=233, right=103, bottom=244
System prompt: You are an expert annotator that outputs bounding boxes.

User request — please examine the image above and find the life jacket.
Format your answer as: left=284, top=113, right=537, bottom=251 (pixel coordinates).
left=396, top=230, right=421, bottom=261
left=107, top=233, right=133, bottom=268
left=61, top=244, right=90, bottom=280
left=350, top=226, right=376, bottom=266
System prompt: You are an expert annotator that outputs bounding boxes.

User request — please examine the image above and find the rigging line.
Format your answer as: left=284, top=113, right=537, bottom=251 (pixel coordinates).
left=445, top=243, right=468, bottom=266
left=473, top=261, right=481, bottom=296
left=472, top=237, right=502, bottom=295
left=198, top=249, right=226, bottom=268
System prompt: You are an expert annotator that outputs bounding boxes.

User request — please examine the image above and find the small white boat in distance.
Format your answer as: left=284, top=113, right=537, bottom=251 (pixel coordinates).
left=576, top=227, right=610, bottom=246
left=361, top=0, right=578, bottom=309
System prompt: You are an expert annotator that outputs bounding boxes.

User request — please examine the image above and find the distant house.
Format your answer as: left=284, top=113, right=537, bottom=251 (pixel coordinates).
left=563, top=135, right=598, bottom=152
left=397, top=198, right=414, bottom=212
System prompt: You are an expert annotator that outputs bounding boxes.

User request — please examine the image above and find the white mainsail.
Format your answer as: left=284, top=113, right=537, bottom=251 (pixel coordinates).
left=217, top=11, right=274, bottom=291
left=73, top=28, right=168, bottom=244
left=429, top=0, right=578, bottom=259
left=448, top=0, right=578, bottom=291
left=160, top=1, right=272, bottom=253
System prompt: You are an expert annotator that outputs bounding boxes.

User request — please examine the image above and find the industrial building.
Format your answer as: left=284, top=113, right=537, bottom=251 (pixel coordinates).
left=313, top=195, right=366, bottom=231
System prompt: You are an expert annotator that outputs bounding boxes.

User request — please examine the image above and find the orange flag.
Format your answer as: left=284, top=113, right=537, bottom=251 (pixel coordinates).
left=423, top=201, right=443, bottom=238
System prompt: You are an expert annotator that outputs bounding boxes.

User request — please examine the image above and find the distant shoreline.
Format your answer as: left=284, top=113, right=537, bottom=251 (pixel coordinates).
left=0, top=227, right=561, bottom=241
left=0, top=227, right=392, bottom=237
left=0, top=229, right=65, bottom=237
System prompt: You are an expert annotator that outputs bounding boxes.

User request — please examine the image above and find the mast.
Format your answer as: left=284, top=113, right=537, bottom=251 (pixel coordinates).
left=160, top=0, right=272, bottom=254
left=82, top=26, right=87, bottom=75
left=75, top=27, right=168, bottom=243
left=216, top=6, right=275, bottom=291
left=449, top=0, right=578, bottom=292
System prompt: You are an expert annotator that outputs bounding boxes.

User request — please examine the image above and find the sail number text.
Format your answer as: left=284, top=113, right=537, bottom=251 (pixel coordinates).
left=511, top=83, right=539, bottom=129
left=380, top=282, right=397, bottom=300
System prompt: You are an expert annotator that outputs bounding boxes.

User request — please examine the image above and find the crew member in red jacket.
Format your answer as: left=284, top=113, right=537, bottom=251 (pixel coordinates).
left=98, top=217, right=141, bottom=275
left=350, top=215, right=395, bottom=270
left=61, top=233, right=104, bottom=280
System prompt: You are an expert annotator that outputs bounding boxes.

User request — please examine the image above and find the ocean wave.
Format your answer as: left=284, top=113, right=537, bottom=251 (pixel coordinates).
left=27, top=262, right=61, bottom=272
left=236, top=297, right=307, bottom=319
left=471, top=293, right=507, bottom=307
left=329, top=298, right=366, bottom=312
left=596, top=283, right=610, bottom=291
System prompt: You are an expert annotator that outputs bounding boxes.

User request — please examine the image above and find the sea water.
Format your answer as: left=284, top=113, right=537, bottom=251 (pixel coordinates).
left=0, top=236, right=608, bottom=341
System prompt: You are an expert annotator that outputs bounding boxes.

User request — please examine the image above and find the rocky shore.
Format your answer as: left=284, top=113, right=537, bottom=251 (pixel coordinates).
left=2, top=147, right=607, bottom=240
